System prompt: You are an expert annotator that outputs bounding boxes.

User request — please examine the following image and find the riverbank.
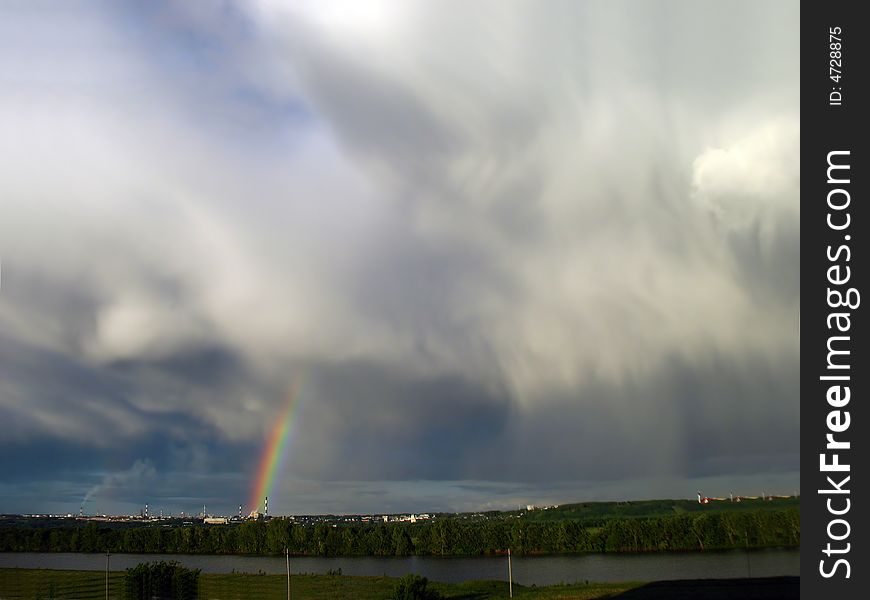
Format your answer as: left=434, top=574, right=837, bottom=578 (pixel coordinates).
left=0, top=568, right=798, bottom=599
left=0, top=548, right=799, bottom=585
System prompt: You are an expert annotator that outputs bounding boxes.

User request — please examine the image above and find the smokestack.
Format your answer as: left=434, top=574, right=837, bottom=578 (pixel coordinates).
left=79, top=506, right=83, bottom=518
left=145, top=504, right=149, bottom=519
left=239, top=505, right=242, bottom=519
left=265, top=496, right=268, bottom=517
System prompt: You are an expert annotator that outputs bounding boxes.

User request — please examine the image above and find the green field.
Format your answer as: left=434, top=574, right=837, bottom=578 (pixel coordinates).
left=513, top=497, right=800, bottom=523
left=0, top=568, right=638, bottom=599
left=0, top=568, right=800, bottom=599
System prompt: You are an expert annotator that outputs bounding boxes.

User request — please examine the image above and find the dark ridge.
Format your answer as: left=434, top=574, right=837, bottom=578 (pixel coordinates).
left=607, top=576, right=799, bottom=599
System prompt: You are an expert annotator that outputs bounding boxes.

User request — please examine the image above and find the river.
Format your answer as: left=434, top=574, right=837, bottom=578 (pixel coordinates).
left=0, top=549, right=798, bottom=585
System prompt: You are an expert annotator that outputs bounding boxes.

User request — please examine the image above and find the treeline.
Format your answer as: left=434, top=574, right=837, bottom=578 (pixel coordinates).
left=519, top=497, right=800, bottom=522
left=0, top=508, right=798, bottom=556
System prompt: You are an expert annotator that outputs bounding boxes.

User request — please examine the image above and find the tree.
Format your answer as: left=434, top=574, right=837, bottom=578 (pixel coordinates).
left=80, top=522, right=101, bottom=553
left=393, top=527, right=413, bottom=556
left=391, top=574, right=442, bottom=600
left=237, top=521, right=265, bottom=554
left=265, top=518, right=291, bottom=554
left=124, top=561, right=200, bottom=600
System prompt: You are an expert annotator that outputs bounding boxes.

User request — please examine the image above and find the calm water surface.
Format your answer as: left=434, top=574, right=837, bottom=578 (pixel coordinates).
left=0, top=549, right=798, bottom=585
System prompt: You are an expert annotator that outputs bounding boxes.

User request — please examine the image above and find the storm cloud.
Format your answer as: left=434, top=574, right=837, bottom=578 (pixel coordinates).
left=0, top=0, right=798, bottom=515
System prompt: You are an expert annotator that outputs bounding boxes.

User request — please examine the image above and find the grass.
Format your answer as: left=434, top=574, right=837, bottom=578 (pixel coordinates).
left=199, top=573, right=641, bottom=599
left=0, top=568, right=125, bottom=599
left=0, top=568, right=640, bottom=599
left=517, top=497, right=800, bottom=522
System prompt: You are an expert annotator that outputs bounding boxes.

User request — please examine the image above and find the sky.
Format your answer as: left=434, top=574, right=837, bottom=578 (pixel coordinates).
left=0, top=0, right=799, bottom=516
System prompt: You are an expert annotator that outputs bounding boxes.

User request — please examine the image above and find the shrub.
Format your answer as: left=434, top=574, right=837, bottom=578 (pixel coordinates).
left=124, top=561, right=200, bottom=600
left=391, top=574, right=442, bottom=600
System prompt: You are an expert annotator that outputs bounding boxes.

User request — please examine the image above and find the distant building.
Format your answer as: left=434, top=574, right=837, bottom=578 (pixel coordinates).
left=204, top=517, right=228, bottom=525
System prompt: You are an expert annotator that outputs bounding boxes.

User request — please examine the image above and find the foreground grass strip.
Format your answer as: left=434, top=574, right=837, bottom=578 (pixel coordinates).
left=200, top=573, right=641, bottom=600
left=0, top=568, right=797, bottom=599
left=0, top=568, right=125, bottom=599
left=0, top=569, right=640, bottom=600
left=200, top=574, right=641, bottom=600
left=0, top=568, right=641, bottom=599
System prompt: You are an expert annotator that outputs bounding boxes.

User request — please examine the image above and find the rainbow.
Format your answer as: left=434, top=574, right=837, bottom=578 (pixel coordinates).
left=249, top=381, right=302, bottom=514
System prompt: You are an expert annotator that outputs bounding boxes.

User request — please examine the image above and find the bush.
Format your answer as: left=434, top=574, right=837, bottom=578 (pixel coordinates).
left=391, top=574, right=442, bottom=600
left=124, top=561, right=200, bottom=600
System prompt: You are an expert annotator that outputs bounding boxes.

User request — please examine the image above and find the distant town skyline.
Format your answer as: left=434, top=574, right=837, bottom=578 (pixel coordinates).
left=0, top=1, right=799, bottom=516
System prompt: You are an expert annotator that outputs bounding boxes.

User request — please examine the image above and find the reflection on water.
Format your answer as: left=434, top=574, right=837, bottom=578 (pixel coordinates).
left=0, top=549, right=799, bottom=585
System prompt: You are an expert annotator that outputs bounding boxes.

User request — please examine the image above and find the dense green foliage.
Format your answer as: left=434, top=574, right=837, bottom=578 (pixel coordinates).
left=124, top=561, right=200, bottom=600
left=0, top=507, right=798, bottom=556
left=516, top=497, right=801, bottom=522
left=391, top=574, right=442, bottom=600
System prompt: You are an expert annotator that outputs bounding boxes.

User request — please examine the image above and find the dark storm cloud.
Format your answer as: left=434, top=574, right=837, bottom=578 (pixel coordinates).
left=0, top=328, right=258, bottom=444
left=0, top=327, right=266, bottom=512
left=286, top=360, right=513, bottom=481
left=264, top=349, right=796, bottom=490
left=0, top=0, right=799, bottom=514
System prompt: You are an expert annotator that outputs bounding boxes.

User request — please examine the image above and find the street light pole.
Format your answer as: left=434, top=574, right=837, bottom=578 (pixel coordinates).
left=105, top=551, right=110, bottom=600
left=745, top=533, right=752, bottom=578
left=508, top=548, right=513, bottom=598
left=286, top=547, right=291, bottom=600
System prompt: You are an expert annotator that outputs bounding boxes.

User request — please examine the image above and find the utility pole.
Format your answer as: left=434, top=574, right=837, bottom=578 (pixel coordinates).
left=285, top=547, right=291, bottom=600
left=745, top=532, right=752, bottom=578
left=507, top=548, right=513, bottom=598
left=105, top=551, right=110, bottom=600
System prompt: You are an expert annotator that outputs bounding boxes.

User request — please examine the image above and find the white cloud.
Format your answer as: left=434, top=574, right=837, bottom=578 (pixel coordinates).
left=692, top=118, right=799, bottom=229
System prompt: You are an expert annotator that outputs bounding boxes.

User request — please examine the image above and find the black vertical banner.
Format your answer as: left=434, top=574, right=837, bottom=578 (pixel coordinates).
left=802, top=2, right=868, bottom=598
